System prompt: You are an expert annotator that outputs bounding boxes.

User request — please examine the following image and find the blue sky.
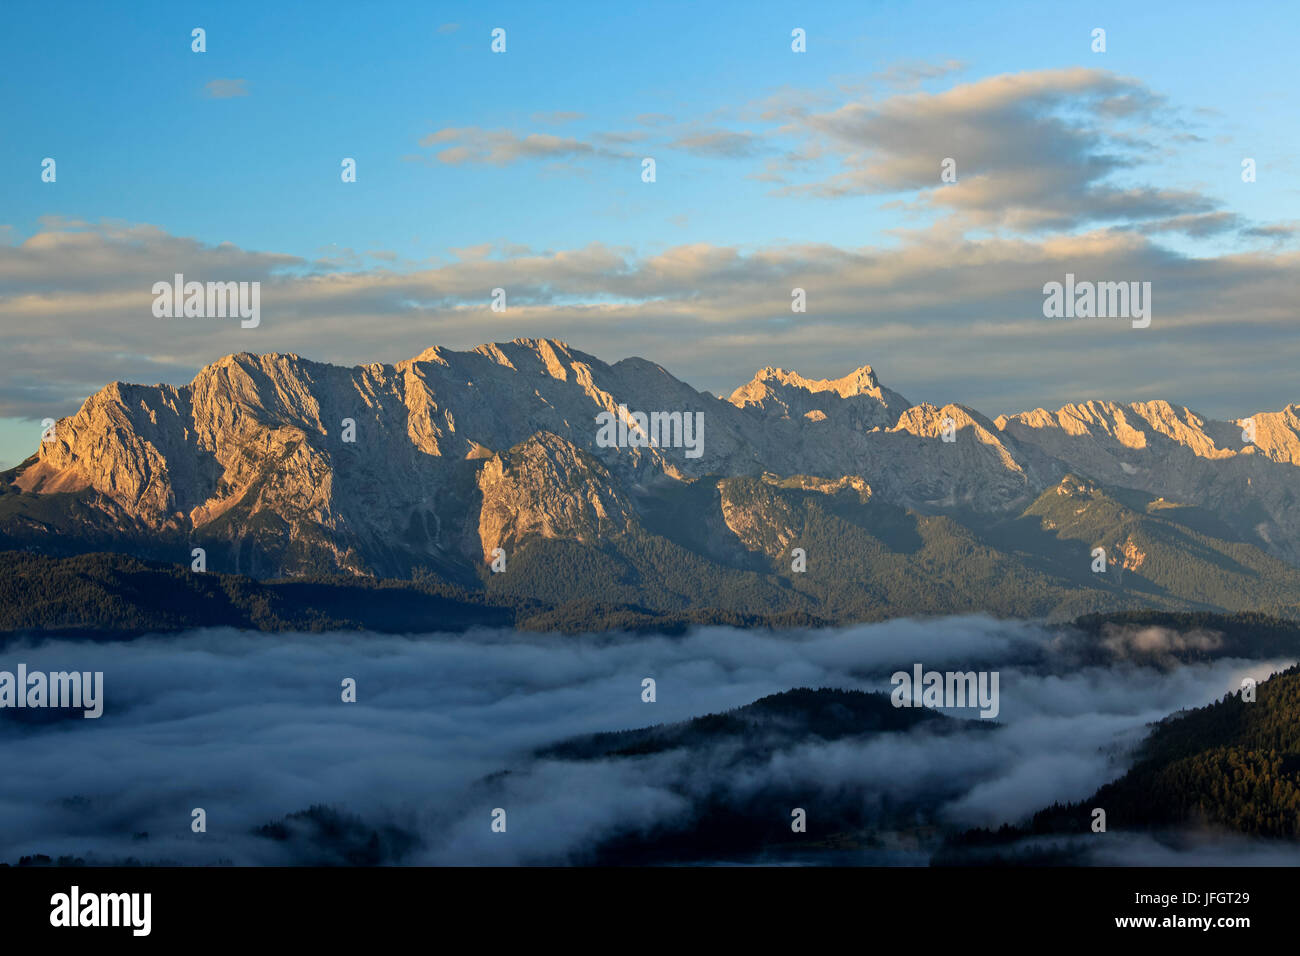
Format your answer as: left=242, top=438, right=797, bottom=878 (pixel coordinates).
left=5, top=0, right=1295, bottom=259
left=1, top=0, right=1298, bottom=467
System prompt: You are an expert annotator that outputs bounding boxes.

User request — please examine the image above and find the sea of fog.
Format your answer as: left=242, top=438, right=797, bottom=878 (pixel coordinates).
left=0, top=616, right=1294, bottom=866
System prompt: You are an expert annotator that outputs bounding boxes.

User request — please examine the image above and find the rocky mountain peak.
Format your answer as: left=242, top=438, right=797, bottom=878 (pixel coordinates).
left=734, top=363, right=887, bottom=401
left=727, top=362, right=910, bottom=433
left=8, top=340, right=1300, bottom=578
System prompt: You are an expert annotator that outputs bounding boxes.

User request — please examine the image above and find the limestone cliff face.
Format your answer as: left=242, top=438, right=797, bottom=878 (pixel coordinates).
left=881, top=403, right=1039, bottom=512
left=717, top=474, right=871, bottom=560
left=475, top=432, right=635, bottom=561
left=8, top=337, right=1300, bottom=577
left=997, top=399, right=1300, bottom=565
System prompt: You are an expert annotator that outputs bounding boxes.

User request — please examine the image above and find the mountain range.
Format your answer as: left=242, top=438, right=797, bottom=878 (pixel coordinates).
left=6, top=337, right=1300, bottom=625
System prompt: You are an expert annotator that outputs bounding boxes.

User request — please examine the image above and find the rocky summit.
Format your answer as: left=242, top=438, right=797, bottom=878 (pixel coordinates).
left=5, top=337, right=1300, bottom=623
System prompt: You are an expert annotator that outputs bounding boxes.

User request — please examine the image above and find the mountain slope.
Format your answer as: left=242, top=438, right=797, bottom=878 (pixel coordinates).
left=944, top=662, right=1300, bottom=855
left=6, top=338, right=1300, bottom=623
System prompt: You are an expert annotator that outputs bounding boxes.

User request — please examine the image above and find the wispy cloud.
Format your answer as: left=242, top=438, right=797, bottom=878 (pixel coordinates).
left=1138, top=211, right=1242, bottom=237
left=1242, top=222, right=1300, bottom=243
left=203, top=78, right=249, bottom=99
left=429, top=68, right=1248, bottom=245
left=775, top=68, right=1211, bottom=232
left=530, top=111, right=585, bottom=125
left=2, top=219, right=1299, bottom=423
left=409, top=127, right=624, bottom=166
left=669, top=128, right=766, bottom=158
left=867, top=58, right=968, bottom=91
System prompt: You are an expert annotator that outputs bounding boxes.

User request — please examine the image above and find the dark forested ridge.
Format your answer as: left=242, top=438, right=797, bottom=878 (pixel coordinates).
left=1043, top=662, right=1300, bottom=838
left=532, top=687, right=996, bottom=865
left=538, top=686, right=979, bottom=761
left=941, top=663, right=1300, bottom=862
left=0, top=549, right=836, bottom=639
left=0, top=551, right=513, bottom=640
left=10, top=549, right=1300, bottom=643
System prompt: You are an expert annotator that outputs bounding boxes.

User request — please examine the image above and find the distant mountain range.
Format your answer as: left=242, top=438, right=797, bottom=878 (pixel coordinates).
left=6, top=337, right=1300, bottom=625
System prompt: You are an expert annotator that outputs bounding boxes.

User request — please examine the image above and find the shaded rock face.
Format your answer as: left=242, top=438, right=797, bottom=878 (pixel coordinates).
left=9, top=336, right=1300, bottom=578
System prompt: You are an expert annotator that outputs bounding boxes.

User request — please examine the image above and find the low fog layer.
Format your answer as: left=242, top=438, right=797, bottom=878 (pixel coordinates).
left=0, top=617, right=1288, bottom=865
